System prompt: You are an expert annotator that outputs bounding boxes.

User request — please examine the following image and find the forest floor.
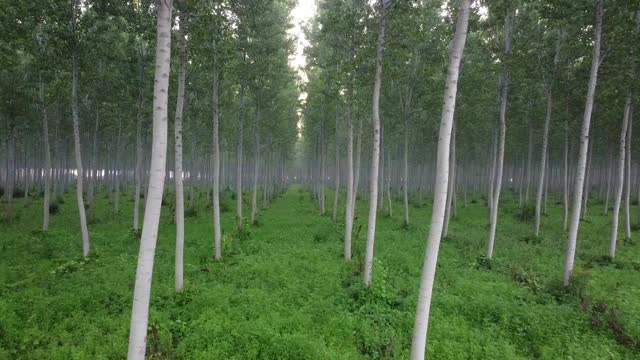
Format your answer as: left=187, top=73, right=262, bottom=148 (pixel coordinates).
left=1, top=185, right=639, bottom=359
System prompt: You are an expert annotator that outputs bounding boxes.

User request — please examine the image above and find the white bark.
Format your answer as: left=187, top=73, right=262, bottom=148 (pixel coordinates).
left=250, top=110, right=261, bottom=224
left=134, top=41, right=146, bottom=231
left=363, top=1, right=387, bottom=287
left=563, top=0, right=603, bottom=286
left=71, top=0, right=90, bottom=258
left=410, top=1, right=470, bottom=357
left=212, top=42, right=221, bottom=260
left=344, top=104, right=354, bottom=261
left=40, top=77, right=52, bottom=232
left=610, top=97, right=630, bottom=259
left=624, top=109, right=632, bottom=240
left=127, top=0, right=173, bottom=358
left=487, top=13, right=512, bottom=259
left=333, top=105, right=340, bottom=223
left=535, top=86, right=553, bottom=237
left=174, top=16, right=187, bottom=291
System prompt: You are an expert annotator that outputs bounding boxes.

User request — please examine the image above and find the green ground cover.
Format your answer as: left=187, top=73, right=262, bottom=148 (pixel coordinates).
left=1, top=186, right=639, bottom=359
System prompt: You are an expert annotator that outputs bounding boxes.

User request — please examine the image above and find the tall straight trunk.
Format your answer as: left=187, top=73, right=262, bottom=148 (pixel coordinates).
left=40, top=76, right=52, bottom=232
left=443, top=120, right=456, bottom=239
left=134, top=41, right=146, bottom=231
left=114, top=118, right=122, bottom=212
left=318, top=125, right=326, bottom=215
left=487, top=13, right=512, bottom=259
left=582, top=140, right=593, bottom=218
left=488, top=122, right=497, bottom=213
left=353, top=117, right=363, bottom=208
left=250, top=110, right=261, bottom=225
left=344, top=104, right=354, bottom=260
left=563, top=0, right=603, bottom=286
left=127, top=0, right=173, bottom=358
left=333, top=104, right=340, bottom=223
left=525, top=114, right=533, bottom=204
left=212, top=42, right=221, bottom=260
left=386, top=150, right=392, bottom=216
left=70, top=0, right=90, bottom=258
left=562, top=102, right=570, bottom=230
left=604, top=144, right=613, bottom=214
left=174, top=16, right=187, bottom=292
left=88, top=109, right=99, bottom=210
left=403, top=113, right=410, bottom=226
left=378, top=124, right=384, bottom=210
left=410, top=1, right=470, bottom=357
left=236, top=87, right=245, bottom=229
left=624, top=111, right=633, bottom=240
left=610, top=41, right=637, bottom=257
left=535, top=86, right=553, bottom=237
left=610, top=97, right=631, bottom=258
left=363, top=1, right=388, bottom=287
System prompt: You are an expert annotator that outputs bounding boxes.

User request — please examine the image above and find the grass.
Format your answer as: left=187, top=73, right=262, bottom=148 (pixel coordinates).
left=0, top=185, right=639, bottom=359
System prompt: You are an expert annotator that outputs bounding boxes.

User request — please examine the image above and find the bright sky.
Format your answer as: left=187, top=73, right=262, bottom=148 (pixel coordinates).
left=288, top=0, right=316, bottom=83
left=288, top=0, right=316, bottom=138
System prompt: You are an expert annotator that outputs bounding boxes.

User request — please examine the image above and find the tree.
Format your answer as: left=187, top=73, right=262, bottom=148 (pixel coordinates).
left=410, top=0, right=471, bottom=357
left=127, top=0, right=174, bottom=357
left=563, top=0, right=603, bottom=287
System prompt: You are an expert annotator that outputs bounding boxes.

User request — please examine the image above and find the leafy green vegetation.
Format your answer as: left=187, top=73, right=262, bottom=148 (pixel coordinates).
left=1, top=187, right=639, bottom=359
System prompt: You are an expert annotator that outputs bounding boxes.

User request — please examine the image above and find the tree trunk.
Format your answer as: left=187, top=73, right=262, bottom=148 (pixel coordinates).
left=363, top=1, right=387, bottom=287
left=487, top=13, right=512, bottom=259
left=40, top=76, right=52, bottom=232
left=410, top=1, right=470, bottom=357
left=71, top=0, right=90, bottom=258
left=535, top=85, right=553, bottom=237
left=610, top=96, right=631, bottom=258
left=212, top=42, right=222, bottom=260
left=174, top=16, right=187, bottom=292
left=127, top=1, right=173, bottom=358
left=344, top=103, right=354, bottom=260
left=624, top=76, right=635, bottom=241
left=332, top=104, right=340, bottom=223
left=250, top=110, right=261, bottom=225
left=236, top=87, right=245, bottom=229
left=443, top=120, right=456, bottom=239
left=403, top=112, right=410, bottom=226
left=604, top=144, right=613, bottom=214
left=564, top=0, right=603, bottom=286
left=581, top=140, right=593, bottom=218
left=134, top=41, right=146, bottom=231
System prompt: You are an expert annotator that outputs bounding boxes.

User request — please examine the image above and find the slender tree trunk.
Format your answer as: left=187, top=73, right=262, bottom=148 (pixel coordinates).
left=250, top=110, right=261, bottom=225
left=236, top=87, right=245, bottom=229
left=88, top=109, right=99, bottom=211
left=487, top=13, right=512, bottom=259
left=353, top=117, right=363, bottom=209
left=115, top=118, right=122, bottom=213
left=333, top=105, right=340, bottom=223
left=443, top=120, right=456, bottom=239
left=40, top=76, right=52, bottom=232
left=71, top=0, right=90, bottom=258
left=604, top=144, right=613, bottom=214
left=127, top=1, right=173, bottom=358
left=364, top=1, right=387, bottom=287
left=212, top=42, right=222, bottom=260
left=564, top=0, right=603, bottom=286
left=525, top=114, right=533, bottom=204
left=344, top=102, right=354, bottom=260
left=403, top=112, right=410, bottom=226
left=386, top=150, right=392, bottom=216
left=610, top=97, right=631, bottom=258
left=535, top=85, right=553, bottom=237
left=134, top=41, right=146, bottom=231
left=410, top=1, right=470, bottom=357
left=582, top=140, right=593, bottom=218
left=174, top=16, right=187, bottom=292
left=624, top=89, right=634, bottom=242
